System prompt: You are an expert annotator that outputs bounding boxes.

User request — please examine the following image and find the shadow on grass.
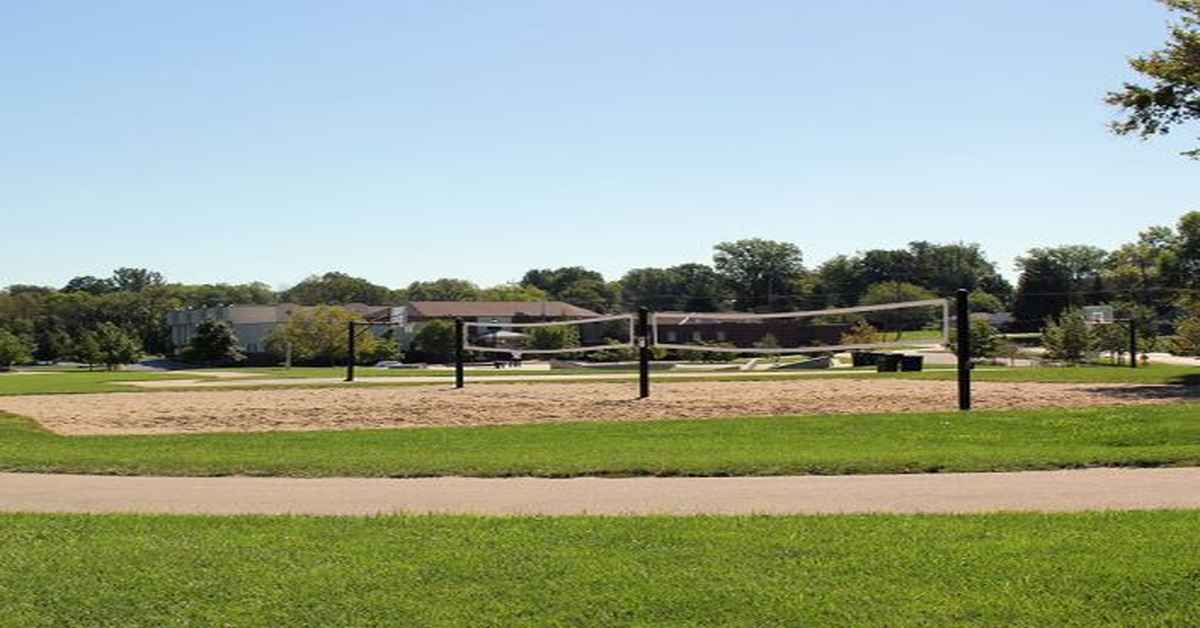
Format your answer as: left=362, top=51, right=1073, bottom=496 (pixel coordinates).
left=1083, top=383, right=1200, bottom=401
left=1169, top=373, right=1200, bottom=387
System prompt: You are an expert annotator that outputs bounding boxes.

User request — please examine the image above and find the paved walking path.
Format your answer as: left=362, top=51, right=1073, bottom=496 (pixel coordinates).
left=3, top=468, right=1199, bottom=516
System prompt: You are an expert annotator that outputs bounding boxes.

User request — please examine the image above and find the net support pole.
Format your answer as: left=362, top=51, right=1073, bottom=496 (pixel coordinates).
left=638, top=308, right=650, bottom=399
left=346, top=321, right=356, bottom=382
left=454, top=317, right=465, bottom=388
left=1129, top=319, right=1138, bottom=370
left=956, top=289, right=971, bottom=411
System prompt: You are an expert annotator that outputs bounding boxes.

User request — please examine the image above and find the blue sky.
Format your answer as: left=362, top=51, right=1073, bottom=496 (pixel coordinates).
left=3, top=1, right=1195, bottom=291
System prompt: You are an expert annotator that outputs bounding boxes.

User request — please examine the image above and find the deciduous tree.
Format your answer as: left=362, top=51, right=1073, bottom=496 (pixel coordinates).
left=1107, top=0, right=1200, bottom=158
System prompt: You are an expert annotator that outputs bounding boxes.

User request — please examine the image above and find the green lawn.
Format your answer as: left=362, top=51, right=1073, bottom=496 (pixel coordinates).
left=4, top=362, right=1197, bottom=396
left=915, top=363, right=1200, bottom=386
left=2, top=511, right=1198, bottom=626
left=4, top=404, right=1200, bottom=477
left=0, top=371, right=202, bottom=395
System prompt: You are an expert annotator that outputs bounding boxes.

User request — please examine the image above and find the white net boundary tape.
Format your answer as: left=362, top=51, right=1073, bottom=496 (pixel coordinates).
left=652, top=298, right=951, bottom=355
left=462, top=314, right=636, bottom=355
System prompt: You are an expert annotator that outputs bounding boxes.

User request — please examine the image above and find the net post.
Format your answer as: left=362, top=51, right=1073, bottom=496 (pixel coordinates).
left=345, top=321, right=356, bottom=382
left=454, top=317, right=465, bottom=388
left=638, top=308, right=650, bottom=399
left=956, top=289, right=971, bottom=411
left=1129, top=319, right=1138, bottom=370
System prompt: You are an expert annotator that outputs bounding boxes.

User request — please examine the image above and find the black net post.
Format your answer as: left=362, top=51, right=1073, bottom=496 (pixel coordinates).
left=638, top=308, right=650, bottom=399
left=1129, top=319, right=1138, bottom=370
left=454, top=317, right=465, bottom=389
left=956, top=289, right=971, bottom=411
left=345, top=321, right=356, bottom=382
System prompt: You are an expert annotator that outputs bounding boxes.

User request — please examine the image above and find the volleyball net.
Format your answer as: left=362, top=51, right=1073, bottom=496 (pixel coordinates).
left=462, top=314, right=637, bottom=356
left=651, top=298, right=950, bottom=355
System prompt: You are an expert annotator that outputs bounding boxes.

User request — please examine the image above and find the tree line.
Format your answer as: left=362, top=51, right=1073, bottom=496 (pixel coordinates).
left=3, top=211, right=1200, bottom=367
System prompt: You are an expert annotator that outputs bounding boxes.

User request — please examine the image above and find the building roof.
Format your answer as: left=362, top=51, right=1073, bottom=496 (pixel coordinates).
left=406, top=301, right=600, bottom=319
left=654, top=311, right=765, bottom=325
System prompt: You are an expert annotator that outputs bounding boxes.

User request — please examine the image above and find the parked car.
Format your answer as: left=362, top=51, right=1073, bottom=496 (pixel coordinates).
left=374, top=360, right=403, bottom=368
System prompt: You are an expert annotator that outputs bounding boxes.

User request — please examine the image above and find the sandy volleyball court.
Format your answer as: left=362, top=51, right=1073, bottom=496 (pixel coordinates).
left=1, top=379, right=1193, bottom=436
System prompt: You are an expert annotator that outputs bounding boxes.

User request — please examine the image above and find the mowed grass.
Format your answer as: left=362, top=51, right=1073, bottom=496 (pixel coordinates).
left=2, top=511, right=1199, bottom=627
left=0, top=371, right=202, bottom=395
left=914, top=363, right=1200, bottom=386
left=4, top=404, right=1200, bottom=477
left=3, top=362, right=1197, bottom=396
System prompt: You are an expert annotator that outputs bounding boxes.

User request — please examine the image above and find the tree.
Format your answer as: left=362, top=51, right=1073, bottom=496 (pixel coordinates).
left=1173, top=305, right=1200, bottom=355
left=528, top=325, right=581, bottom=351
left=968, top=290, right=1005, bottom=313
left=111, top=268, right=165, bottom=293
left=1167, top=211, right=1200, bottom=291
left=1042, top=309, right=1095, bottom=364
left=1107, top=0, right=1200, bottom=158
left=34, top=325, right=73, bottom=362
left=266, top=306, right=374, bottom=366
left=173, top=282, right=277, bottom=308
left=619, top=267, right=683, bottom=311
left=859, top=282, right=938, bottom=333
left=405, top=278, right=480, bottom=302
left=477, top=283, right=548, bottom=302
left=408, top=320, right=457, bottom=363
left=1094, top=321, right=1131, bottom=364
left=521, top=267, right=618, bottom=312
left=814, top=255, right=871, bottom=307
left=361, top=337, right=402, bottom=364
left=949, top=318, right=1000, bottom=360
left=94, top=322, right=143, bottom=370
left=620, top=264, right=731, bottom=312
left=1013, top=246, right=1109, bottom=327
left=62, top=275, right=116, bottom=295
left=712, top=239, right=805, bottom=311
left=282, top=272, right=394, bottom=305
left=1105, top=227, right=1176, bottom=310
left=183, top=321, right=245, bottom=366
left=74, top=330, right=102, bottom=370
left=840, top=320, right=882, bottom=345
left=0, top=330, right=33, bottom=368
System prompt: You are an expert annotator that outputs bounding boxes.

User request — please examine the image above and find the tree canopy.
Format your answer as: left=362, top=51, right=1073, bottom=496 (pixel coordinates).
left=712, top=239, right=806, bottom=311
left=1107, top=0, right=1200, bottom=158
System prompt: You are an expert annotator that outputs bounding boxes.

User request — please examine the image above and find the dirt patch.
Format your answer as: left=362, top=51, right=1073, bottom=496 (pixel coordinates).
left=0, top=379, right=1193, bottom=436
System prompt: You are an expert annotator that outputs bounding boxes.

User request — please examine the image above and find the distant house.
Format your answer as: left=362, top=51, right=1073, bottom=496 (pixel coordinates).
left=167, top=303, right=396, bottom=354
left=396, top=301, right=600, bottom=348
left=401, top=301, right=598, bottom=325
left=167, top=301, right=601, bottom=355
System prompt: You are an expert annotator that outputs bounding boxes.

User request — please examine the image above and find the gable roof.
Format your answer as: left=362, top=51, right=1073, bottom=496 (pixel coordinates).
left=405, top=301, right=600, bottom=319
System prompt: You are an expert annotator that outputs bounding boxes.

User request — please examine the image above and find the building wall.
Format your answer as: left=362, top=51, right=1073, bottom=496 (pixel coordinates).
left=168, top=305, right=290, bottom=354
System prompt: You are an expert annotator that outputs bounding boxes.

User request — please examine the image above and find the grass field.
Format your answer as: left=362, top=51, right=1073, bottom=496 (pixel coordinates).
left=3, top=363, right=1198, bottom=396
left=3, top=404, right=1200, bottom=477
left=2, top=511, right=1198, bottom=626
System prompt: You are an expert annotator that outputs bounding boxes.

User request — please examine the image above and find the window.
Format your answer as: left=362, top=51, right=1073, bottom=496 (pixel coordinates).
left=716, top=331, right=727, bottom=341
left=666, top=330, right=677, bottom=342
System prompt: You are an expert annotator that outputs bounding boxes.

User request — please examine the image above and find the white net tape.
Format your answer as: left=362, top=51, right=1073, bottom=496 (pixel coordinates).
left=463, top=314, right=637, bottom=355
left=652, top=298, right=950, bottom=354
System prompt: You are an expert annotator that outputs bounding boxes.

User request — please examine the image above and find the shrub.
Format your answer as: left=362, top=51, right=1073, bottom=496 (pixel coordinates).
left=840, top=321, right=882, bottom=346
left=1042, top=309, right=1095, bottom=364
left=528, top=325, right=581, bottom=351
left=94, top=323, right=143, bottom=370
left=407, top=320, right=456, bottom=364
left=182, top=320, right=245, bottom=366
left=1173, top=307, right=1200, bottom=357
left=0, top=329, right=34, bottom=368
left=948, top=318, right=999, bottom=360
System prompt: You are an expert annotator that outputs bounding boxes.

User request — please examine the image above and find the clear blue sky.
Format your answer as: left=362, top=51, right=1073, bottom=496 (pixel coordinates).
left=3, top=1, right=1195, bottom=291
